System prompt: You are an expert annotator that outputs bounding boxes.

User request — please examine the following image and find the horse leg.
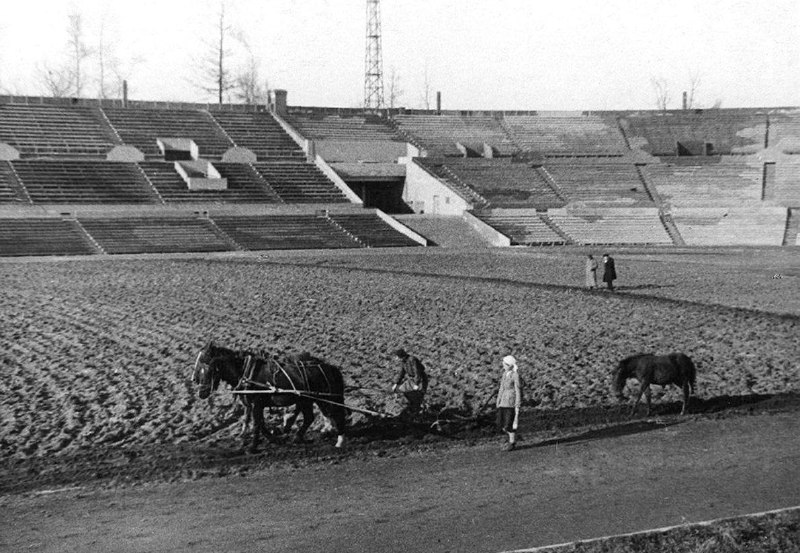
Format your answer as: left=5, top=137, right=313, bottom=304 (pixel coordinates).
left=294, top=401, right=315, bottom=441
left=240, top=400, right=253, bottom=437
left=319, top=403, right=347, bottom=448
left=630, top=382, right=647, bottom=417
left=681, top=382, right=691, bottom=415
left=282, top=406, right=300, bottom=434
left=644, top=387, right=653, bottom=417
left=250, top=403, right=266, bottom=453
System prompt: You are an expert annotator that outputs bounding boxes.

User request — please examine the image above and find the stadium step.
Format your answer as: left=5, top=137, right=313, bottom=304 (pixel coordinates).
left=64, top=216, right=106, bottom=254
left=538, top=213, right=573, bottom=244
left=782, top=208, right=799, bottom=246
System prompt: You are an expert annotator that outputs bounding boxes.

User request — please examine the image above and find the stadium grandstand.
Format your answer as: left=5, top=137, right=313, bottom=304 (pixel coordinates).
left=0, top=93, right=798, bottom=256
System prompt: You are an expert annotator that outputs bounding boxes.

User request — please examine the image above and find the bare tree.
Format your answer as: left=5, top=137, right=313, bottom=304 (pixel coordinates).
left=387, top=66, right=403, bottom=108
left=651, top=76, right=670, bottom=111
left=198, top=2, right=236, bottom=105
left=686, top=72, right=701, bottom=109
left=96, top=14, right=118, bottom=99
left=233, top=33, right=268, bottom=105
left=38, top=64, right=73, bottom=97
left=67, top=10, right=91, bottom=97
left=420, top=64, right=432, bottom=110
left=35, top=10, right=91, bottom=98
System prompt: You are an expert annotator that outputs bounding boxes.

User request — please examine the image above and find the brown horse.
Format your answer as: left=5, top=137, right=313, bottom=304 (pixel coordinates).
left=612, top=353, right=697, bottom=416
left=193, top=342, right=346, bottom=451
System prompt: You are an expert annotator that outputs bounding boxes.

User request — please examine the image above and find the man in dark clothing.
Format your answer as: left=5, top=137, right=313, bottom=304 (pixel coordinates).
left=602, top=253, right=617, bottom=291
left=391, top=348, right=429, bottom=417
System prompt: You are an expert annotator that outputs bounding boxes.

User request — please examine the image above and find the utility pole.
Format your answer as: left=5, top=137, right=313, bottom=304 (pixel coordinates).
left=364, top=0, right=384, bottom=111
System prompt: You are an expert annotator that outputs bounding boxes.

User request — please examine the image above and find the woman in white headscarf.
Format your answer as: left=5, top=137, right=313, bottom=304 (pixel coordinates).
left=496, top=355, right=521, bottom=451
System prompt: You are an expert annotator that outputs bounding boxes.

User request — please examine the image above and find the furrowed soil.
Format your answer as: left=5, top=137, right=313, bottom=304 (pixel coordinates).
left=1, top=246, right=798, bottom=552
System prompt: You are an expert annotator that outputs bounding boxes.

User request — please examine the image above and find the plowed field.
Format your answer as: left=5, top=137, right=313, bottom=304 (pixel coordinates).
left=1, top=247, right=798, bottom=493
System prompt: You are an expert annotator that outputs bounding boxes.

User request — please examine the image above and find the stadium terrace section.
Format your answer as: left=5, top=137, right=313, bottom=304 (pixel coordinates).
left=0, top=95, right=799, bottom=255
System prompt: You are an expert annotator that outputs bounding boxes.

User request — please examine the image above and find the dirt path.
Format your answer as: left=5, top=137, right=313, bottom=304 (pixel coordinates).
left=3, top=412, right=799, bottom=553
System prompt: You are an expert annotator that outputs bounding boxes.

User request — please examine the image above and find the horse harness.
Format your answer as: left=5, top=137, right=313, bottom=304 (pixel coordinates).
left=235, top=353, right=335, bottom=398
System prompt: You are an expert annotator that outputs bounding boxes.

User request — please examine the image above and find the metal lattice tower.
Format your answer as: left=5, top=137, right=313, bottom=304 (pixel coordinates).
left=364, top=0, right=384, bottom=110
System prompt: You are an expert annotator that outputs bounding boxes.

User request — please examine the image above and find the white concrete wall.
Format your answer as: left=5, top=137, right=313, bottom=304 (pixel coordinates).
left=313, top=154, right=364, bottom=205
left=373, top=209, right=427, bottom=245
left=404, top=160, right=471, bottom=215
left=462, top=211, right=512, bottom=246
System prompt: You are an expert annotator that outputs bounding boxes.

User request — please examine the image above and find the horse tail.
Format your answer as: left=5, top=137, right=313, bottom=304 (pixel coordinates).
left=687, top=356, right=697, bottom=395
left=675, top=353, right=697, bottom=395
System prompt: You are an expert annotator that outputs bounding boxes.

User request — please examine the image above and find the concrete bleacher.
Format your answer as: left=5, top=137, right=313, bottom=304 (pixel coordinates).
left=672, top=206, right=787, bottom=246
left=210, top=213, right=360, bottom=250
left=287, top=112, right=400, bottom=142
left=435, top=158, right=566, bottom=209
left=0, top=161, right=25, bottom=202
left=503, top=113, right=628, bottom=155
left=644, top=159, right=763, bottom=207
left=546, top=208, right=672, bottom=244
left=393, top=114, right=517, bottom=156
left=471, top=209, right=566, bottom=245
left=0, top=104, right=114, bottom=158
left=621, top=111, right=767, bottom=155
left=79, top=215, right=233, bottom=254
left=414, top=158, right=490, bottom=206
left=103, top=108, right=234, bottom=158
left=328, top=212, right=422, bottom=247
left=137, top=161, right=280, bottom=203
left=771, top=161, right=800, bottom=206
left=0, top=218, right=96, bottom=256
left=12, top=160, right=156, bottom=204
left=542, top=159, right=654, bottom=206
left=251, top=161, right=350, bottom=203
left=767, top=112, right=800, bottom=153
left=209, top=110, right=305, bottom=158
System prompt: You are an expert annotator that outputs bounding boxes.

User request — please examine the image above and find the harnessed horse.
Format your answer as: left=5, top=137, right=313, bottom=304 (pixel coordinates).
left=193, top=342, right=347, bottom=450
left=613, top=352, right=697, bottom=416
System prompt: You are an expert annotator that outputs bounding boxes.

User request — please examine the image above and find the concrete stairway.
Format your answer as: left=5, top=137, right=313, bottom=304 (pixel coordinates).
left=393, top=214, right=491, bottom=248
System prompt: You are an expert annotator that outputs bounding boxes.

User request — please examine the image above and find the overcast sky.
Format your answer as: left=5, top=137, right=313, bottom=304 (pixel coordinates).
left=0, top=0, right=797, bottom=111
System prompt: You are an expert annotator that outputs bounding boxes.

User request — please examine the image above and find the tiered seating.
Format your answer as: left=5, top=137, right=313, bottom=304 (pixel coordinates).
left=0, top=104, right=113, bottom=157
left=0, top=161, right=24, bottom=202
left=547, top=208, right=671, bottom=244
left=772, top=161, right=800, bottom=206
left=210, top=214, right=359, bottom=250
left=79, top=216, right=233, bottom=254
left=286, top=113, right=400, bottom=141
left=767, top=112, right=800, bottom=153
left=137, top=162, right=279, bottom=203
left=644, top=160, right=763, bottom=207
left=503, top=114, right=627, bottom=154
left=103, top=108, right=233, bottom=158
left=436, top=158, right=565, bottom=209
left=12, top=160, right=156, bottom=204
left=0, top=218, right=95, bottom=256
left=393, top=114, right=516, bottom=156
left=414, top=158, right=489, bottom=206
left=672, top=207, right=786, bottom=246
left=209, top=111, right=304, bottom=158
left=214, top=163, right=283, bottom=203
left=472, top=209, right=565, bottom=245
left=252, top=161, right=350, bottom=203
left=328, top=213, right=421, bottom=247
left=621, top=112, right=766, bottom=155
left=543, top=160, right=654, bottom=206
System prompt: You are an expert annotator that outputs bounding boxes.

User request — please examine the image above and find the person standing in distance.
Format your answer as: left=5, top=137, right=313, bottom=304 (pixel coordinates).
left=585, top=254, right=598, bottom=289
left=602, top=253, right=617, bottom=291
left=391, top=348, right=428, bottom=418
left=496, top=355, right=521, bottom=451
